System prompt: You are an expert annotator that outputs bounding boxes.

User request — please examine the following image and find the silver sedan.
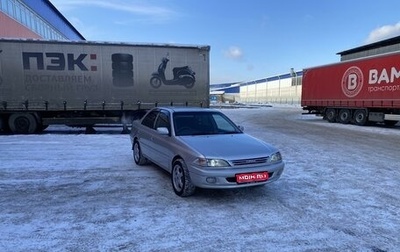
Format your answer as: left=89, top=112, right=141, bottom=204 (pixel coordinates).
left=130, top=107, right=285, bottom=197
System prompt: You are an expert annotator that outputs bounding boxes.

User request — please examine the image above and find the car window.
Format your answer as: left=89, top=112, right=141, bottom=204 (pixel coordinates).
left=141, top=111, right=158, bottom=129
left=174, top=114, right=195, bottom=135
left=174, top=111, right=240, bottom=136
left=155, top=110, right=170, bottom=131
left=212, top=113, right=239, bottom=133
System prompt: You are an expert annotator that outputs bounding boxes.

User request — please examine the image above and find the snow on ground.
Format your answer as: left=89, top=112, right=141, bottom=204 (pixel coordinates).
left=0, top=105, right=399, bottom=251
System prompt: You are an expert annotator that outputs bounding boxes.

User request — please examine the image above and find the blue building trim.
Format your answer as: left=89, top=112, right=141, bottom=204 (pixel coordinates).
left=223, top=86, right=240, bottom=93
left=21, top=0, right=85, bottom=40
left=240, top=71, right=303, bottom=87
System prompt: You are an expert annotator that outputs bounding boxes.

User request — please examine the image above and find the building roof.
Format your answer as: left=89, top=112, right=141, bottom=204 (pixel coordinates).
left=337, top=35, right=400, bottom=56
left=22, top=0, right=85, bottom=40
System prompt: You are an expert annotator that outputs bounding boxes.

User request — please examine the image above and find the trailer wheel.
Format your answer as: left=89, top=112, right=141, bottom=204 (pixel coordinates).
left=8, top=113, right=38, bottom=134
left=325, top=108, right=336, bottom=123
left=338, top=109, right=351, bottom=124
left=353, top=110, right=367, bottom=126
left=0, top=116, right=10, bottom=134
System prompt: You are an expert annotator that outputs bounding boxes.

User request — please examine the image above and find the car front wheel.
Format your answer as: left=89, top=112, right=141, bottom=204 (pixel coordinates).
left=133, top=141, right=147, bottom=165
left=171, top=159, right=195, bottom=197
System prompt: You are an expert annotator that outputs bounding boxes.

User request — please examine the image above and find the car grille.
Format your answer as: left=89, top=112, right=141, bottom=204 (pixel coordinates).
left=231, top=156, right=269, bottom=166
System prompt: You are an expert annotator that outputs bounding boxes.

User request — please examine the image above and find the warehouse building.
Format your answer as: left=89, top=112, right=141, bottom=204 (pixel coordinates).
left=0, top=0, right=84, bottom=40
left=225, top=35, right=400, bottom=105
left=238, top=70, right=303, bottom=105
left=338, top=36, right=400, bottom=61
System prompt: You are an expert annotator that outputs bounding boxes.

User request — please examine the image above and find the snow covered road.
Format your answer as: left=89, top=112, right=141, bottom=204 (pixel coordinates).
left=1, top=106, right=399, bottom=251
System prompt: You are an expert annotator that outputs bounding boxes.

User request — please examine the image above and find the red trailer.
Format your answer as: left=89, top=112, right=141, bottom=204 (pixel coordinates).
left=301, top=51, right=400, bottom=126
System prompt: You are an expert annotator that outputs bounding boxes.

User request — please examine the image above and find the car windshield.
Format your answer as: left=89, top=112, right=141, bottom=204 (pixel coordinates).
left=173, top=111, right=242, bottom=136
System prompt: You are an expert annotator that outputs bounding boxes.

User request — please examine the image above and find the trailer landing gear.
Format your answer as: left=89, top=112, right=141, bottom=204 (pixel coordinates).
left=121, top=123, right=130, bottom=134
left=85, top=126, right=96, bottom=134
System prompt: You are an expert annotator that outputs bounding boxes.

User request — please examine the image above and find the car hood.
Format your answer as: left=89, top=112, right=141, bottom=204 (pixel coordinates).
left=178, top=133, right=277, bottom=159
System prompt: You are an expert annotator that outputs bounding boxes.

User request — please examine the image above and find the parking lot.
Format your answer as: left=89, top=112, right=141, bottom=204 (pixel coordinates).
left=1, top=105, right=399, bottom=251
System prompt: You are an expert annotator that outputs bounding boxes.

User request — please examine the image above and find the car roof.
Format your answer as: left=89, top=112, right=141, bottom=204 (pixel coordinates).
left=154, top=106, right=220, bottom=113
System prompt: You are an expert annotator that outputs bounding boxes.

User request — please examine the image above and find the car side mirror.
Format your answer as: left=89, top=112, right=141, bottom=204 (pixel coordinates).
left=157, top=127, right=170, bottom=135
left=237, top=125, right=244, bottom=131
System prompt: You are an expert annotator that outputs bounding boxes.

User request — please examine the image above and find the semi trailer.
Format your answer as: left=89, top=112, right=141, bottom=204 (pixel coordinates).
left=301, top=51, right=400, bottom=126
left=0, top=39, right=210, bottom=134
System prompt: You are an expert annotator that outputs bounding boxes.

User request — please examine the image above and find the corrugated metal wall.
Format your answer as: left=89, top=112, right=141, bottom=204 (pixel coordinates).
left=239, top=74, right=302, bottom=104
left=341, top=44, right=400, bottom=61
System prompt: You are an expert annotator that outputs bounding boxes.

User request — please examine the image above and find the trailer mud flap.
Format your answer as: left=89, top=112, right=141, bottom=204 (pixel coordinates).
left=368, top=112, right=384, bottom=122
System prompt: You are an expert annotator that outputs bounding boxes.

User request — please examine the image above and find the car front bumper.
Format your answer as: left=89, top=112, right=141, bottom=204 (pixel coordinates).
left=188, top=162, right=285, bottom=189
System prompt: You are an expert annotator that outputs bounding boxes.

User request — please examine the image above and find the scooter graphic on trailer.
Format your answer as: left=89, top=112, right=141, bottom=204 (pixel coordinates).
left=150, top=54, right=195, bottom=89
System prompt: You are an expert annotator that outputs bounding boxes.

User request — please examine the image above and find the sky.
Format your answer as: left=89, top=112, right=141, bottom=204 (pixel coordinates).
left=49, top=0, right=400, bottom=84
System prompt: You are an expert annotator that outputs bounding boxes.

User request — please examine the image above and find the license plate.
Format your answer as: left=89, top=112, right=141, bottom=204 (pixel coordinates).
left=236, top=172, right=269, bottom=184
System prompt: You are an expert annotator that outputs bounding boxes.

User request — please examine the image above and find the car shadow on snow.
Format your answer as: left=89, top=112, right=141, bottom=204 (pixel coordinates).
left=41, top=125, right=128, bottom=135
left=195, top=184, right=282, bottom=200
left=143, top=163, right=283, bottom=201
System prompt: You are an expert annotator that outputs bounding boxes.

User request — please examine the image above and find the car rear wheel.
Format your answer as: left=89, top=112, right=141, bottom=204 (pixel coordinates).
left=171, top=159, right=195, bottom=197
left=133, top=141, right=147, bottom=165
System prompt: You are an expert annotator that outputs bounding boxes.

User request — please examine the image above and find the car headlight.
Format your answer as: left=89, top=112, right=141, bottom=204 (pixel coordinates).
left=268, top=152, right=282, bottom=163
left=194, top=158, right=231, bottom=167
